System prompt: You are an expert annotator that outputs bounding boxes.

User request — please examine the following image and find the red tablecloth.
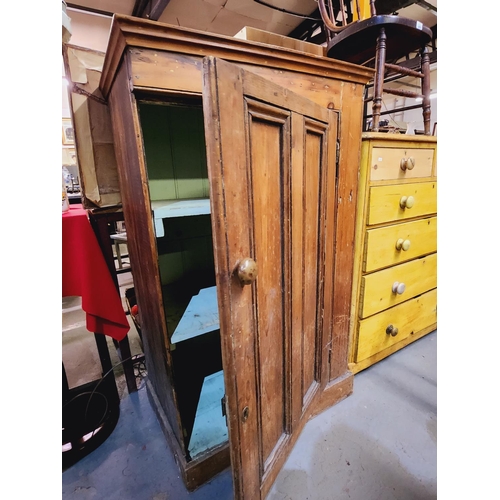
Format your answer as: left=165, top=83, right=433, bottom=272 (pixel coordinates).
left=62, top=205, right=130, bottom=341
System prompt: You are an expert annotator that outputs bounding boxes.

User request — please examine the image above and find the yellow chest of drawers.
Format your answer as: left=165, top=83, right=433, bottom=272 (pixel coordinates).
left=349, top=133, right=437, bottom=373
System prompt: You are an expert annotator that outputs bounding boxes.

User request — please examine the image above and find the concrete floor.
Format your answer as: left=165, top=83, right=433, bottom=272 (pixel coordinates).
left=62, top=272, right=437, bottom=500
left=267, top=332, right=437, bottom=500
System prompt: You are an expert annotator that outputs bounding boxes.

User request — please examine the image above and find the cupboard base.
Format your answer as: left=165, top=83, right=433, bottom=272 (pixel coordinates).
left=146, top=379, right=231, bottom=491
left=311, top=371, right=354, bottom=419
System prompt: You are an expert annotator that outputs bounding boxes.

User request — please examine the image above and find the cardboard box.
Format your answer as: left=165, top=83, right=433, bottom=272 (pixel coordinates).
left=63, top=44, right=121, bottom=209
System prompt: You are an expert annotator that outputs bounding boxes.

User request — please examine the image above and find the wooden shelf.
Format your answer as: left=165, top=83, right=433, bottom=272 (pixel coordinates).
left=152, top=198, right=211, bottom=237
left=170, top=286, right=219, bottom=345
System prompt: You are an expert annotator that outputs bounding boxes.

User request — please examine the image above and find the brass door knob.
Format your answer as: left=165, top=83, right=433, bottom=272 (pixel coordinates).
left=399, top=195, right=415, bottom=209
left=392, top=281, right=406, bottom=294
left=386, top=325, right=399, bottom=337
left=396, top=238, right=411, bottom=251
left=400, top=157, right=416, bottom=171
left=237, top=258, right=258, bottom=285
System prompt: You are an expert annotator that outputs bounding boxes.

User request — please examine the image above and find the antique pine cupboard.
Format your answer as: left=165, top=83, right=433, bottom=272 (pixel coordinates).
left=99, top=15, right=372, bottom=499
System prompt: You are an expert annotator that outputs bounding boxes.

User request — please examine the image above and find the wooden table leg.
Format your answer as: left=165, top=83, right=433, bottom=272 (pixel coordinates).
left=89, top=210, right=138, bottom=393
left=421, top=46, right=431, bottom=135
left=372, top=27, right=386, bottom=132
left=118, top=335, right=138, bottom=395
left=94, top=333, right=120, bottom=403
left=115, top=240, right=123, bottom=269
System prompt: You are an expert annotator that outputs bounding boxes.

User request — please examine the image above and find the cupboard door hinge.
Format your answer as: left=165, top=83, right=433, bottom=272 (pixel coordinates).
left=335, top=139, right=340, bottom=180
left=221, top=394, right=228, bottom=427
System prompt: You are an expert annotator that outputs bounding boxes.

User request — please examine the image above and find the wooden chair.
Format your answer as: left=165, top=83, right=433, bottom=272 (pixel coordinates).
left=319, top=0, right=433, bottom=134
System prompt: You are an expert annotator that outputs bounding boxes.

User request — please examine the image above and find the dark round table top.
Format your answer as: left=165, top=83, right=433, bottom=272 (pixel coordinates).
left=326, top=15, right=433, bottom=66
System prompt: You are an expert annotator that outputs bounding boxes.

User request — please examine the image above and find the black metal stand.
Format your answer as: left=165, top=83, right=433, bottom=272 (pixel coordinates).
left=62, top=334, right=120, bottom=470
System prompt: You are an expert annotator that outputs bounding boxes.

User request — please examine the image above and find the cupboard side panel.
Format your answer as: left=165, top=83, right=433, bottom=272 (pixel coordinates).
left=107, top=60, right=184, bottom=447
left=329, top=82, right=365, bottom=381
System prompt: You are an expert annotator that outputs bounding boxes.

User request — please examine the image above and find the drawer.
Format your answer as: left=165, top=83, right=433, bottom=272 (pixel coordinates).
left=367, top=181, right=436, bottom=226
left=355, top=288, right=437, bottom=362
left=363, top=216, right=436, bottom=272
left=370, top=147, right=434, bottom=181
left=359, top=253, right=437, bottom=318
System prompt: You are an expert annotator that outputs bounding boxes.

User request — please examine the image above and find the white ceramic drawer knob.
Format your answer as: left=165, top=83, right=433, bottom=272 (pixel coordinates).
left=386, top=325, right=399, bottom=337
left=399, top=195, right=415, bottom=209
left=392, top=281, right=406, bottom=294
left=395, top=238, right=411, bottom=251
left=400, top=157, right=416, bottom=171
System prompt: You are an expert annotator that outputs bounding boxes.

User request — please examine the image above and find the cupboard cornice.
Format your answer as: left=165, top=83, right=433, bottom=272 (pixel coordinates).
left=100, top=14, right=374, bottom=98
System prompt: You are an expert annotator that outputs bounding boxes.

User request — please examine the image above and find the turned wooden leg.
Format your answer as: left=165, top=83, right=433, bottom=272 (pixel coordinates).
left=421, top=46, right=431, bottom=135
left=119, top=335, right=138, bottom=394
left=372, top=27, right=386, bottom=132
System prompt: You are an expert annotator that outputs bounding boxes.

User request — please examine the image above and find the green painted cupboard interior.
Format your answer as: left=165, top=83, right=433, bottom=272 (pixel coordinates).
left=139, top=102, right=210, bottom=201
left=138, top=101, right=215, bottom=291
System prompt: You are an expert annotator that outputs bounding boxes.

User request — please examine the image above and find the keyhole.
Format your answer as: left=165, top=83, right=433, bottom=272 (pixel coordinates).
left=241, top=406, right=249, bottom=422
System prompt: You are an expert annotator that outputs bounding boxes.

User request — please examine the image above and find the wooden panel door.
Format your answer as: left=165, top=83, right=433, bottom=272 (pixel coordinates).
left=203, top=57, right=338, bottom=500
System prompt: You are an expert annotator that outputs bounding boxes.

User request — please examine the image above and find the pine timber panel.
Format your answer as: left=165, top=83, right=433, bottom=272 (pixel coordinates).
left=128, top=48, right=344, bottom=108
left=106, top=61, right=185, bottom=450
left=328, top=81, right=364, bottom=383
left=359, top=252, right=437, bottom=318
left=100, top=16, right=373, bottom=496
left=367, top=181, right=437, bottom=225
left=234, top=26, right=325, bottom=57
left=202, top=57, right=348, bottom=500
left=363, top=216, right=437, bottom=272
left=369, top=146, right=434, bottom=181
left=356, top=288, right=437, bottom=362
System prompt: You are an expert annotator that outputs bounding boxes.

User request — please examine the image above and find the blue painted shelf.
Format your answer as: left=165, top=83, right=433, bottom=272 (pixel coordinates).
left=170, top=286, right=219, bottom=345
left=152, top=198, right=211, bottom=237
left=188, top=370, right=227, bottom=458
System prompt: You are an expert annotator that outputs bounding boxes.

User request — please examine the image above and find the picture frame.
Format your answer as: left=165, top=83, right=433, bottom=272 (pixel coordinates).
left=62, top=118, right=75, bottom=145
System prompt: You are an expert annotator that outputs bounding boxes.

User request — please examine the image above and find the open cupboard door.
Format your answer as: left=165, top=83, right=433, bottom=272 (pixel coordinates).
left=202, top=57, right=339, bottom=500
